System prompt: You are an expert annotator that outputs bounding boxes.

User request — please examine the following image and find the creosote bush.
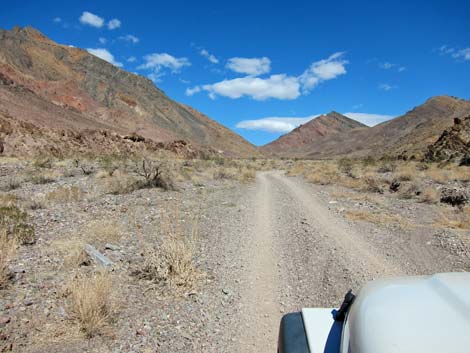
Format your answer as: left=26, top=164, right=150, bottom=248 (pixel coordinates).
left=0, top=205, right=35, bottom=245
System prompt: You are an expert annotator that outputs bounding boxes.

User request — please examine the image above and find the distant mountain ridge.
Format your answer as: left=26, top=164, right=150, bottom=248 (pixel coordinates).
left=261, top=111, right=368, bottom=156
left=261, top=96, right=470, bottom=159
left=0, top=26, right=257, bottom=157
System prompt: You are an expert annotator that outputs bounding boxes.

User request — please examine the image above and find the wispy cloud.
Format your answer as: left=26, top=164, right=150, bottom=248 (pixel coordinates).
left=127, top=56, right=136, bottom=63
left=299, top=52, right=348, bottom=93
left=188, top=52, right=348, bottom=100
left=107, top=18, right=121, bottom=30
left=119, top=34, right=139, bottom=44
left=53, top=17, right=62, bottom=23
left=379, top=61, right=406, bottom=72
left=98, top=37, right=107, bottom=44
left=185, top=86, right=201, bottom=96
left=79, top=11, right=104, bottom=28
left=200, top=49, right=219, bottom=64
left=236, top=112, right=394, bottom=133
left=138, top=53, right=190, bottom=81
left=87, top=48, right=122, bottom=67
left=226, top=57, right=271, bottom=76
left=438, top=45, right=470, bottom=62
left=378, top=83, right=396, bottom=91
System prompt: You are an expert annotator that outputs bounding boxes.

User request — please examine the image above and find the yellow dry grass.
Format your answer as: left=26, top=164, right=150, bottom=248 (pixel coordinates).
left=66, top=272, right=115, bottom=338
left=345, top=210, right=412, bottom=228
left=419, top=187, right=440, bottom=204
left=86, top=219, right=122, bottom=243
left=46, top=186, right=83, bottom=203
left=0, top=228, right=17, bottom=288
left=435, top=206, right=470, bottom=230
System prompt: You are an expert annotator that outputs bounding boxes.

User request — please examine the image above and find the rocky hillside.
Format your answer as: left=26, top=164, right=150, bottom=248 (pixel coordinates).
left=261, top=112, right=367, bottom=157
left=294, top=96, right=470, bottom=159
left=425, top=115, right=470, bottom=163
left=0, top=26, right=257, bottom=157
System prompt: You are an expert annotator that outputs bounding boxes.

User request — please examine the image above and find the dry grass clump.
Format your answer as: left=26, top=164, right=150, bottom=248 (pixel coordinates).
left=46, top=186, right=83, bottom=203
left=103, top=171, right=139, bottom=194
left=419, top=187, right=441, bottom=204
left=86, top=219, right=122, bottom=243
left=0, top=178, right=21, bottom=191
left=139, top=236, right=196, bottom=289
left=425, top=167, right=450, bottom=184
left=51, top=238, right=89, bottom=268
left=0, top=229, right=17, bottom=289
left=345, top=210, right=411, bottom=227
left=0, top=205, right=35, bottom=245
left=394, top=164, right=417, bottom=181
left=66, top=272, right=115, bottom=338
left=135, top=204, right=199, bottom=290
left=29, top=171, right=58, bottom=185
left=435, top=206, right=470, bottom=230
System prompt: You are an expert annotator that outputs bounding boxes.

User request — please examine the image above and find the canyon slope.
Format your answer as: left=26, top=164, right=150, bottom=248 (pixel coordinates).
left=263, top=96, right=470, bottom=159
left=0, top=26, right=257, bottom=157
left=261, top=111, right=367, bottom=157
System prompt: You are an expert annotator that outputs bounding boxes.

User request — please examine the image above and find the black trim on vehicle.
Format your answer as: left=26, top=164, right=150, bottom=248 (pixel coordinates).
left=278, top=312, right=310, bottom=353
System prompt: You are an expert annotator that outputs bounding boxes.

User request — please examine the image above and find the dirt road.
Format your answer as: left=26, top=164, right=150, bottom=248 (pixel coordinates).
left=224, top=171, right=454, bottom=353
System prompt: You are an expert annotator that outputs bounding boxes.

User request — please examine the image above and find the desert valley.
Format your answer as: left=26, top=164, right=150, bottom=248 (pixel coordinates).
left=0, top=25, right=469, bottom=353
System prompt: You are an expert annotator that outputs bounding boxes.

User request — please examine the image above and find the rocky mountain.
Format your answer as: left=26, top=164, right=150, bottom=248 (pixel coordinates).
left=425, top=115, right=470, bottom=163
left=261, top=111, right=367, bottom=157
left=0, top=26, right=257, bottom=157
left=266, top=96, right=470, bottom=159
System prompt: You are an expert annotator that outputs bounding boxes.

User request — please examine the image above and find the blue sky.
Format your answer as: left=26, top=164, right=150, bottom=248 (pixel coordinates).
left=1, top=0, right=470, bottom=145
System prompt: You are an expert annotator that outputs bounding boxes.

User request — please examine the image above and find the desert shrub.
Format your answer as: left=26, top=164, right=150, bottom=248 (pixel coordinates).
left=1, top=178, right=21, bottom=191
left=361, top=176, right=384, bottom=193
left=136, top=159, right=174, bottom=191
left=377, top=162, right=396, bottom=173
left=0, top=205, right=35, bottom=245
left=66, top=272, right=115, bottom=338
left=419, top=187, right=440, bottom=204
left=46, top=186, right=83, bottom=203
left=345, top=210, right=409, bottom=227
left=30, top=173, right=56, bottom=185
left=362, top=156, right=376, bottom=167
left=436, top=206, right=470, bottom=230
left=32, top=156, right=52, bottom=169
left=397, top=182, right=422, bottom=199
left=0, top=229, right=17, bottom=288
left=337, top=158, right=354, bottom=176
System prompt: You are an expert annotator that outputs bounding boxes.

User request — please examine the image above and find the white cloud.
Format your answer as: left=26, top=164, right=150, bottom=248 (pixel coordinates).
left=53, top=17, right=62, bottom=23
left=236, top=112, right=394, bottom=133
left=99, top=37, right=107, bottom=44
left=438, top=45, right=470, bottom=62
left=138, top=53, right=190, bottom=80
left=236, top=116, right=316, bottom=133
left=200, top=49, right=219, bottom=64
left=299, top=52, right=348, bottom=92
left=79, top=11, right=104, bottom=28
left=127, top=56, right=136, bottom=62
left=87, top=48, right=122, bottom=67
left=380, top=62, right=395, bottom=69
left=452, top=48, right=470, bottom=61
left=378, top=83, right=395, bottom=91
left=185, top=86, right=201, bottom=96
left=191, top=52, right=347, bottom=100
left=343, top=113, right=394, bottom=126
left=119, top=34, right=140, bottom=44
left=398, top=66, right=406, bottom=72
left=201, top=74, right=300, bottom=100
left=226, top=57, right=271, bottom=76
left=107, top=18, right=121, bottom=30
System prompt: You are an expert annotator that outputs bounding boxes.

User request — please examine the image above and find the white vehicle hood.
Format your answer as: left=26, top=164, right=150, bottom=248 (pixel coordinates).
left=344, top=272, right=470, bottom=353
